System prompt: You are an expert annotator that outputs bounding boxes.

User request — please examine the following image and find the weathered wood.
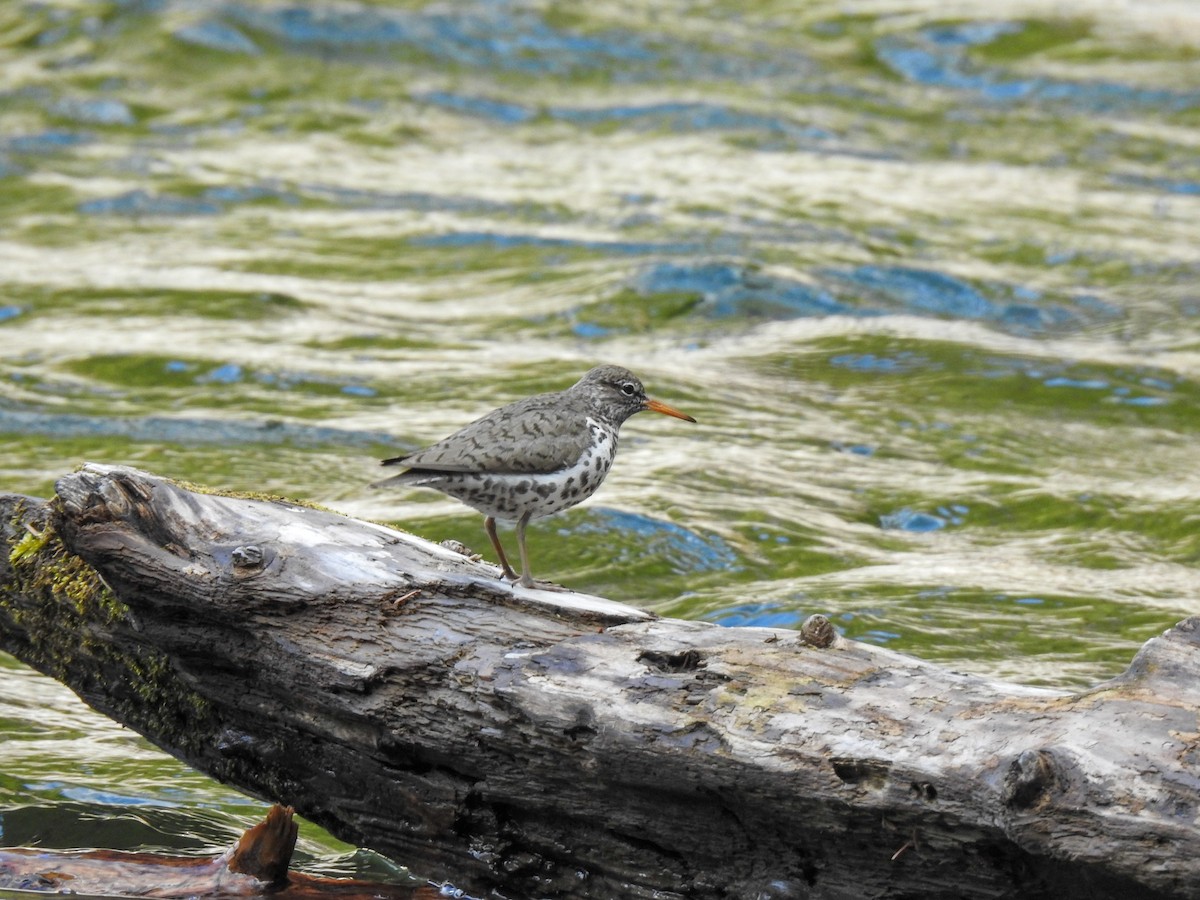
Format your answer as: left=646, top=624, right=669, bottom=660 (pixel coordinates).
left=0, top=804, right=437, bottom=898
left=1, top=464, right=1198, bottom=900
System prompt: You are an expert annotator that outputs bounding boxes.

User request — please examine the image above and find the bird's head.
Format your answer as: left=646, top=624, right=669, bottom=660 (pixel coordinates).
left=574, top=365, right=696, bottom=426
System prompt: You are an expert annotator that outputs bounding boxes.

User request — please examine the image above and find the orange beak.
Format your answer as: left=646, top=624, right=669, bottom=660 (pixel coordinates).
left=644, top=397, right=697, bottom=423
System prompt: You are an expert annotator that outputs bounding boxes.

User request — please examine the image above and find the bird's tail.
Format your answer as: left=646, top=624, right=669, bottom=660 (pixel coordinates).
left=369, top=469, right=443, bottom=490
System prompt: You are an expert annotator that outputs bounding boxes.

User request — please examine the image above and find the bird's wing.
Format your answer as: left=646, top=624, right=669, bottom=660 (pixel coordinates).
left=384, top=393, right=593, bottom=475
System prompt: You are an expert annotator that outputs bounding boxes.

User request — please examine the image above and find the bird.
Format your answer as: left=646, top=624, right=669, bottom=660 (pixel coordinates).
left=372, top=365, right=696, bottom=589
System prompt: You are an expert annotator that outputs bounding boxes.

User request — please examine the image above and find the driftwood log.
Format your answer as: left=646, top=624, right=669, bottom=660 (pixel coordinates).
left=1, top=464, right=1198, bottom=900
left=0, top=804, right=436, bottom=899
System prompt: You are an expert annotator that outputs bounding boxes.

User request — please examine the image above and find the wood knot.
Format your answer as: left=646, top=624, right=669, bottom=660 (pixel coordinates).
left=639, top=648, right=705, bottom=673
left=800, top=614, right=836, bottom=648
left=441, top=538, right=481, bottom=561
left=830, top=756, right=890, bottom=789
left=910, top=780, right=937, bottom=801
left=1003, top=748, right=1068, bottom=810
left=231, top=545, right=264, bottom=569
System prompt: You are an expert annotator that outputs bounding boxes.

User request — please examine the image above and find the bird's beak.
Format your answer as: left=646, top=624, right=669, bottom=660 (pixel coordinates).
left=644, top=398, right=697, bottom=423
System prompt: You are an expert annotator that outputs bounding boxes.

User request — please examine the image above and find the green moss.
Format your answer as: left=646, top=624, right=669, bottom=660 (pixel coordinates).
left=7, top=516, right=127, bottom=634
left=9, top=523, right=117, bottom=625
left=8, top=526, right=51, bottom=567
left=3, top=508, right=214, bottom=750
left=174, top=476, right=338, bottom=513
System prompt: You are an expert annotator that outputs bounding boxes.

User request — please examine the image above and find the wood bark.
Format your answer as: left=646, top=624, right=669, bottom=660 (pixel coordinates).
left=1, top=464, right=1198, bottom=900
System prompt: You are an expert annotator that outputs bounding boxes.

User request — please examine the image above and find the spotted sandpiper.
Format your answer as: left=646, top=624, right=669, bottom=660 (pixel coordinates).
left=373, top=365, right=696, bottom=589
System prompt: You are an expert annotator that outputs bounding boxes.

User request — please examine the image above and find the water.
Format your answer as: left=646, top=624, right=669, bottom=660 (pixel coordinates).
left=1, top=0, right=1198, bottom=891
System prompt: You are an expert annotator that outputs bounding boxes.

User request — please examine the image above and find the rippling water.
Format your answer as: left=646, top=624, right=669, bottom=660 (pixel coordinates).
left=2, top=0, right=1199, bottom=888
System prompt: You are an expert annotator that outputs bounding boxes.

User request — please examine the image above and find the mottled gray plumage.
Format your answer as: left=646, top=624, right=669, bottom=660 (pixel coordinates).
left=373, top=365, right=695, bottom=589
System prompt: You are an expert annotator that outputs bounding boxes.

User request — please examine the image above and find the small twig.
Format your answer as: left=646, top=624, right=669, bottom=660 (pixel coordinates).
left=890, top=830, right=919, bottom=861
left=391, top=589, right=421, bottom=610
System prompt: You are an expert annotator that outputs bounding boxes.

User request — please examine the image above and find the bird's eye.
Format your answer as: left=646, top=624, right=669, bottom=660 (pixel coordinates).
left=620, top=383, right=637, bottom=396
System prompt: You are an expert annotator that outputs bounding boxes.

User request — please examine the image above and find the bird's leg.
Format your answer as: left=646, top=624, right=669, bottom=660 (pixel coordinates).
left=483, top=516, right=519, bottom=582
left=514, top=512, right=570, bottom=592
left=514, top=511, right=535, bottom=589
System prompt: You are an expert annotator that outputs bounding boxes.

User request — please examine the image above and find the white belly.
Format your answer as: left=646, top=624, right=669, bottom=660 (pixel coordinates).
left=433, top=444, right=616, bottom=521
